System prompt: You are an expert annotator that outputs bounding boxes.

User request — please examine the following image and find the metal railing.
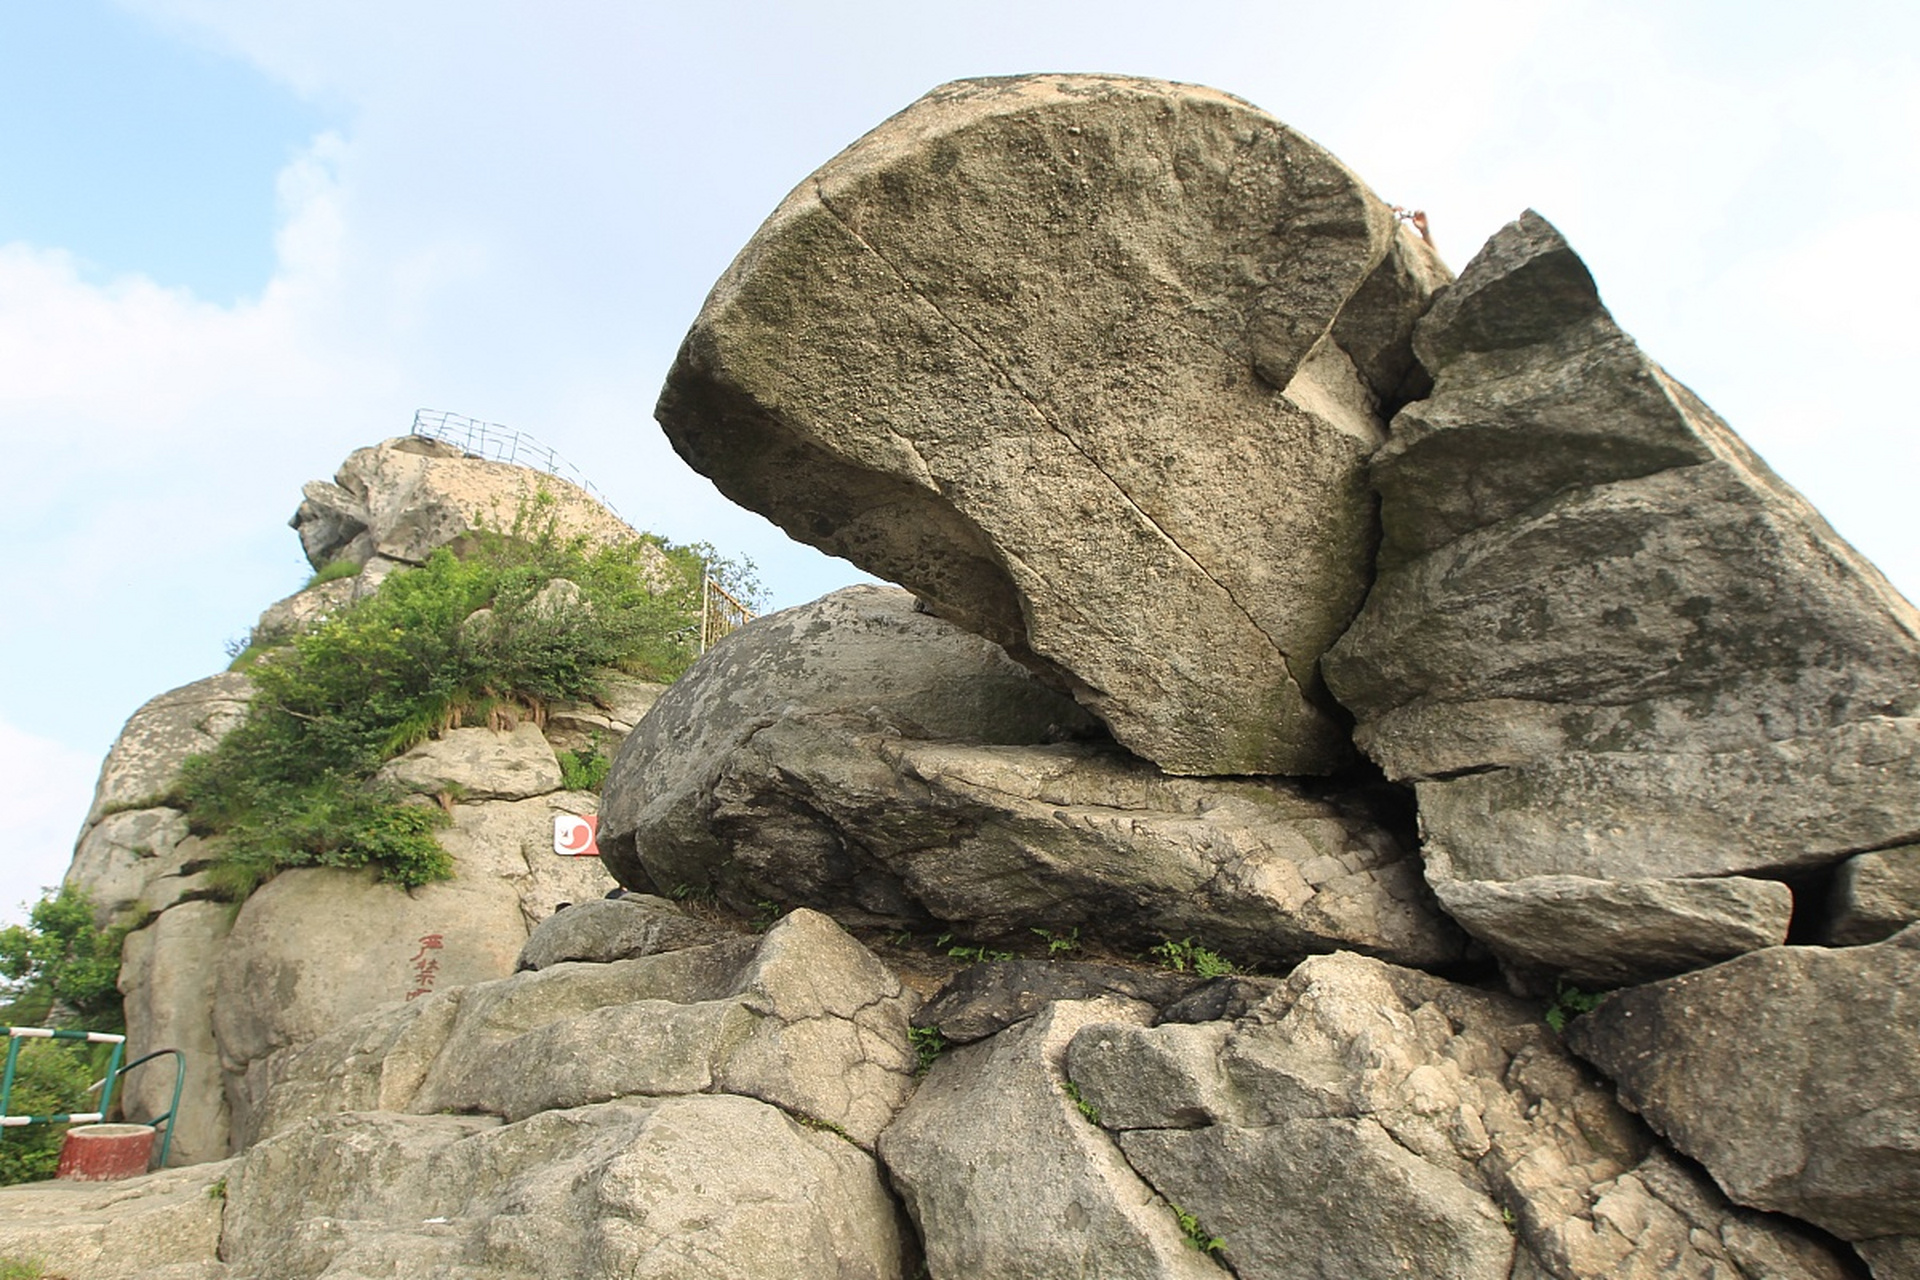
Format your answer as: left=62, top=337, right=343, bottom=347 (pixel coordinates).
left=700, top=577, right=753, bottom=653
left=1, top=1028, right=185, bottom=1169
left=411, top=409, right=626, bottom=523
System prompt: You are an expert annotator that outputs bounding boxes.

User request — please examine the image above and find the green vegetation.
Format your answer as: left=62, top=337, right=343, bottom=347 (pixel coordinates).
left=1170, top=1203, right=1226, bottom=1255
left=907, top=1026, right=947, bottom=1077
left=0, top=1257, right=50, bottom=1280
left=1061, top=1080, right=1100, bottom=1125
left=208, top=1175, right=228, bottom=1201
left=0, top=887, right=125, bottom=1187
left=305, top=558, right=361, bottom=589
left=1031, top=926, right=1080, bottom=956
left=1149, top=938, right=1235, bottom=979
left=555, top=740, right=611, bottom=792
left=1544, top=982, right=1605, bottom=1032
left=177, top=520, right=758, bottom=900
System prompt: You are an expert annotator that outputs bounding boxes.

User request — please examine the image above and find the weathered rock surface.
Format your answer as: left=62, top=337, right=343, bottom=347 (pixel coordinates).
left=1324, top=211, right=1920, bottom=984
left=65, top=806, right=190, bottom=924
left=657, top=73, right=1450, bottom=776
left=375, top=722, right=565, bottom=801
left=601, top=586, right=1463, bottom=968
left=214, top=794, right=614, bottom=1145
left=516, top=893, right=736, bottom=970
left=1067, top=950, right=1855, bottom=1279
left=119, top=900, right=235, bottom=1165
left=224, top=1099, right=908, bottom=1280
left=543, top=672, right=668, bottom=756
left=291, top=435, right=650, bottom=574
left=1432, top=874, right=1793, bottom=987
left=249, top=909, right=917, bottom=1150
left=879, top=997, right=1221, bottom=1279
left=1825, top=844, right=1920, bottom=945
left=0, top=1159, right=235, bottom=1280
left=912, top=959, right=1203, bottom=1044
left=1567, top=926, right=1920, bottom=1253
left=253, top=575, right=355, bottom=642
left=81, top=672, right=252, bottom=826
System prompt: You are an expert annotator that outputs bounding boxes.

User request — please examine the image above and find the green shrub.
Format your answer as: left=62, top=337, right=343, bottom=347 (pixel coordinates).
left=1149, top=938, right=1235, bottom=979
left=305, top=558, right=361, bottom=588
left=0, top=1041, right=95, bottom=1186
left=0, top=887, right=125, bottom=1033
left=176, top=523, right=757, bottom=896
left=556, top=742, right=611, bottom=792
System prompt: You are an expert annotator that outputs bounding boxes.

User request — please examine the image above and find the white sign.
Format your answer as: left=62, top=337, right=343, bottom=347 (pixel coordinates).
left=553, top=814, right=600, bottom=857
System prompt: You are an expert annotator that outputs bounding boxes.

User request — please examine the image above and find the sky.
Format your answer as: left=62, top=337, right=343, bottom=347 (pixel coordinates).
left=0, top=0, right=1914, bottom=925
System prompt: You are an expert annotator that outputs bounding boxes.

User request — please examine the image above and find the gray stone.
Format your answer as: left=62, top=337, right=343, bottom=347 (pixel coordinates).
left=223, top=1098, right=908, bottom=1280
left=1856, top=1235, right=1920, bottom=1280
left=657, top=74, right=1449, bottom=775
left=1432, top=874, right=1793, bottom=987
left=250, top=910, right=918, bottom=1151
left=291, top=435, right=651, bottom=573
left=544, top=672, right=668, bottom=757
left=0, top=1158, right=235, bottom=1280
left=912, top=959, right=1204, bottom=1044
left=65, top=806, right=189, bottom=923
left=1826, top=845, right=1920, bottom=946
left=83, top=672, right=253, bottom=826
left=375, top=722, right=565, bottom=801
left=1567, top=925, right=1920, bottom=1244
left=601, top=587, right=1462, bottom=969
left=120, top=901, right=235, bottom=1165
left=1323, top=211, right=1920, bottom=984
left=252, top=576, right=355, bottom=642
left=1067, top=951, right=1853, bottom=1278
left=516, top=894, right=737, bottom=970
left=878, top=997, right=1221, bottom=1280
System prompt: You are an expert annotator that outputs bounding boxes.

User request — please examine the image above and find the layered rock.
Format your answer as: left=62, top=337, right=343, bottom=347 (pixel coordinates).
left=1324, top=211, right=1920, bottom=985
left=245, top=909, right=917, bottom=1150
left=656, top=73, right=1449, bottom=775
left=290, top=435, right=648, bottom=576
left=1066, top=951, right=1855, bottom=1279
left=1568, top=926, right=1920, bottom=1265
left=600, top=586, right=1464, bottom=969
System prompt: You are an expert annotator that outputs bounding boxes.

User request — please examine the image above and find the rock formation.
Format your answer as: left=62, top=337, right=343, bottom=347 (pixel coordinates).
left=656, top=73, right=1449, bottom=776
left=10, top=74, right=1918, bottom=1280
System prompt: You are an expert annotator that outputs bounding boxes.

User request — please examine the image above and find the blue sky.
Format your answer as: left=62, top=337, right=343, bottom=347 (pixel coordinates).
left=1, top=0, right=1916, bottom=923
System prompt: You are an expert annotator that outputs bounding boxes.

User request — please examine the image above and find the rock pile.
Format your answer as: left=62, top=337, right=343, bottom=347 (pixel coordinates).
left=11, top=73, right=1917, bottom=1280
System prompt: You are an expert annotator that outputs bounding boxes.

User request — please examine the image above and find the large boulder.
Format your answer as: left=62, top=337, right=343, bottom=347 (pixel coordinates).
left=246, top=909, right=918, bottom=1152
left=1324, top=211, right=1920, bottom=985
left=600, top=587, right=1463, bottom=969
left=1567, top=926, right=1920, bottom=1261
left=65, top=806, right=190, bottom=925
left=119, top=900, right=234, bottom=1165
left=213, top=792, right=615, bottom=1144
left=656, top=73, right=1449, bottom=776
left=0, top=1159, right=235, bottom=1280
left=290, top=435, right=651, bottom=574
left=223, top=1098, right=908, bottom=1280
left=1067, top=951, right=1856, bottom=1279
left=878, top=997, right=1223, bottom=1279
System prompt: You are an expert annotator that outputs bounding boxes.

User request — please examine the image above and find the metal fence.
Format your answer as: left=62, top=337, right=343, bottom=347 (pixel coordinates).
left=701, top=577, right=753, bottom=653
left=411, top=409, right=626, bottom=523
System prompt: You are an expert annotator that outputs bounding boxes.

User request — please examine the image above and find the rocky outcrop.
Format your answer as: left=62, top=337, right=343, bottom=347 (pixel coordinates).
left=880, top=997, right=1222, bottom=1279
left=601, top=586, right=1464, bottom=969
left=657, top=73, right=1448, bottom=776
left=1567, top=926, right=1920, bottom=1262
left=1824, top=845, right=1920, bottom=945
left=290, top=435, right=648, bottom=575
left=247, top=909, right=917, bottom=1150
left=74, top=672, right=251, bottom=830
left=1323, top=211, right=1920, bottom=986
left=224, top=1099, right=907, bottom=1280
left=1067, top=951, right=1855, bottom=1279
left=0, top=1159, right=235, bottom=1280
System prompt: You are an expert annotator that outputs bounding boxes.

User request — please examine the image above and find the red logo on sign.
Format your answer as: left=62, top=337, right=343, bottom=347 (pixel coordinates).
left=553, top=814, right=600, bottom=857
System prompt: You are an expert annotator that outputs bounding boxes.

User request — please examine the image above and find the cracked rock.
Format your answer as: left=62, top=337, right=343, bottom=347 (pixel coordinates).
left=1324, top=211, right=1920, bottom=987
left=599, top=586, right=1465, bottom=969
left=248, top=909, right=919, bottom=1150
left=655, top=73, right=1449, bottom=776
left=1064, top=951, right=1854, bottom=1279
